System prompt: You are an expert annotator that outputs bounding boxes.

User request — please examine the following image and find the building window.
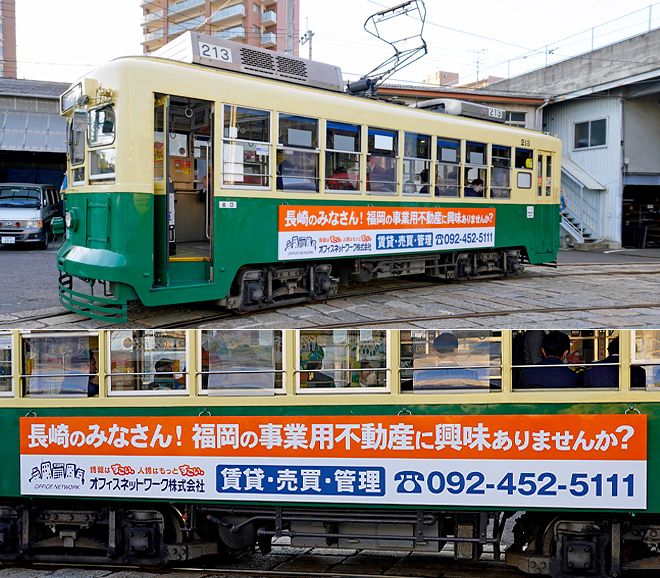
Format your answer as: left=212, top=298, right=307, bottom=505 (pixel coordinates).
left=574, top=119, right=607, bottom=149
left=253, top=2, right=260, bottom=14
left=253, top=25, right=259, bottom=35
left=505, top=111, right=526, bottom=128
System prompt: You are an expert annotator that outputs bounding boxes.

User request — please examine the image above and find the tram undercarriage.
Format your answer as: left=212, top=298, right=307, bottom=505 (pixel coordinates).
left=1, top=501, right=659, bottom=575
left=222, top=247, right=525, bottom=312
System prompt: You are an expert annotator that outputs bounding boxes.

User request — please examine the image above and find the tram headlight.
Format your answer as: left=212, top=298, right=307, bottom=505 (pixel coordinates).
left=65, top=209, right=79, bottom=232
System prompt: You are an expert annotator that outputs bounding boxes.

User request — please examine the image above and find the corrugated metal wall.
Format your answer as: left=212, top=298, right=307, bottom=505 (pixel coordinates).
left=546, top=97, right=623, bottom=244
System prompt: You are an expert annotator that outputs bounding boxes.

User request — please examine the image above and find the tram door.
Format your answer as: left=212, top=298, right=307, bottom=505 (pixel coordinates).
left=154, top=94, right=214, bottom=287
left=536, top=151, right=555, bottom=254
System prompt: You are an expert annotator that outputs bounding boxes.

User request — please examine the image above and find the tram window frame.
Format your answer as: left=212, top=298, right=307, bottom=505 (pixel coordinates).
left=87, top=104, right=116, bottom=148
left=0, top=331, right=12, bottom=395
left=512, top=330, right=621, bottom=390
left=198, top=330, right=285, bottom=396
left=325, top=120, right=362, bottom=193
left=402, top=132, right=431, bottom=196
left=222, top=104, right=271, bottom=189
left=297, top=329, right=389, bottom=392
left=491, top=145, right=511, bottom=199
left=545, top=155, right=553, bottom=197
left=367, top=127, right=398, bottom=195
left=632, top=330, right=660, bottom=390
left=400, top=330, right=502, bottom=393
left=106, top=330, right=189, bottom=396
left=435, top=137, right=461, bottom=198
left=70, top=109, right=86, bottom=169
left=89, top=148, right=116, bottom=183
left=515, top=148, right=533, bottom=170
left=464, top=141, right=487, bottom=198
left=277, top=113, right=320, bottom=193
left=20, top=331, right=99, bottom=398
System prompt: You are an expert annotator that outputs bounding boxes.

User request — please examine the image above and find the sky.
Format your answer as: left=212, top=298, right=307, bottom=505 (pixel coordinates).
left=13, top=0, right=660, bottom=85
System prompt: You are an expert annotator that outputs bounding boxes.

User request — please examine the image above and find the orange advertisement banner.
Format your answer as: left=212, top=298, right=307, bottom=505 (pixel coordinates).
left=21, top=414, right=645, bottom=461
left=278, top=206, right=496, bottom=232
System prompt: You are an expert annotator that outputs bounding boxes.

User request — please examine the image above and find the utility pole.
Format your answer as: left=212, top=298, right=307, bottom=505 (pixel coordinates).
left=474, top=49, right=487, bottom=88
left=286, top=0, right=295, bottom=54
left=300, top=28, right=314, bottom=60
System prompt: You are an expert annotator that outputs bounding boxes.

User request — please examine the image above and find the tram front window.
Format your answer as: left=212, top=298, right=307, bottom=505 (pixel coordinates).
left=299, top=330, right=387, bottom=390
left=200, top=330, right=283, bottom=394
left=401, top=330, right=501, bottom=392
left=21, top=331, right=99, bottom=397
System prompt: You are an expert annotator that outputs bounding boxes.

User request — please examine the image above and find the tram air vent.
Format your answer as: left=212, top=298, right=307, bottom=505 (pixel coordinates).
left=240, top=48, right=276, bottom=76
left=152, top=31, right=342, bottom=92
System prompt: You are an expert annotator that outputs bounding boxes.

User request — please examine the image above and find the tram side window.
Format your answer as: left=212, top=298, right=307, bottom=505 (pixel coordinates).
left=108, top=330, right=187, bottom=393
left=513, top=330, right=623, bottom=389
left=631, top=330, right=660, bottom=390
left=491, top=145, right=511, bottom=199
left=21, top=331, right=99, bottom=397
left=70, top=109, right=86, bottom=185
left=464, top=141, right=487, bottom=198
left=325, top=121, right=361, bottom=193
left=222, top=105, right=271, bottom=187
left=200, top=330, right=283, bottom=394
left=435, top=138, right=460, bottom=197
left=0, top=332, right=11, bottom=393
left=403, top=132, right=431, bottom=195
left=299, top=330, right=387, bottom=390
left=367, top=127, right=398, bottom=195
left=400, top=330, right=501, bottom=392
left=277, top=114, right=319, bottom=192
left=545, top=155, right=553, bottom=197
left=515, top=148, right=533, bottom=189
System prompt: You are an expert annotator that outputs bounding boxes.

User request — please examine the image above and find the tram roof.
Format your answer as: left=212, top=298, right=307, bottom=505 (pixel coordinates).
left=151, top=31, right=344, bottom=93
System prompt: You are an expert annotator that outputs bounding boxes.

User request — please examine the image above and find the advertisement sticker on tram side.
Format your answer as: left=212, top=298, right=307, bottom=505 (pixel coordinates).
left=21, top=414, right=646, bottom=509
left=277, top=206, right=496, bottom=260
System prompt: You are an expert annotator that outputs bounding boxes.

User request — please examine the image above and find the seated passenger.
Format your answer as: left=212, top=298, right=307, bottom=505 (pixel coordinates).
left=151, top=358, right=185, bottom=390
left=302, top=359, right=335, bottom=388
left=465, top=178, right=485, bottom=197
left=518, top=331, right=580, bottom=388
left=60, top=350, right=99, bottom=396
left=418, top=169, right=439, bottom=196
left=413, top=332, right=486, bottom=390
left=358, top=360, right=378, bottom=387
left=582, top=337, right=646, bottom=388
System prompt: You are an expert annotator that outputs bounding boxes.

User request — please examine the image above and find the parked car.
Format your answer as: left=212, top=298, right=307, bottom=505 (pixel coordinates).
left=0, top=183, right=61, bottom=249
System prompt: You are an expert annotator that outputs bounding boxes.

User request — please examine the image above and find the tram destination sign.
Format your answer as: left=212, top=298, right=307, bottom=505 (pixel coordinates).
left=277, top=205, right=496, bottom=260
left=20, top=414, right=646, bottom=509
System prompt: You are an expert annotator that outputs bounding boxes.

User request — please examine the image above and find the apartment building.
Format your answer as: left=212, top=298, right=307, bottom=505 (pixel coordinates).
left=141, top=0, right=299, bottom=55
left=0, top=0, right=17, bottom=78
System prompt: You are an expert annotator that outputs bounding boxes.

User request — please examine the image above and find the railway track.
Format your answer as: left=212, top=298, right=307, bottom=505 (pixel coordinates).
left=1, top=261, right=659, bottom=328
